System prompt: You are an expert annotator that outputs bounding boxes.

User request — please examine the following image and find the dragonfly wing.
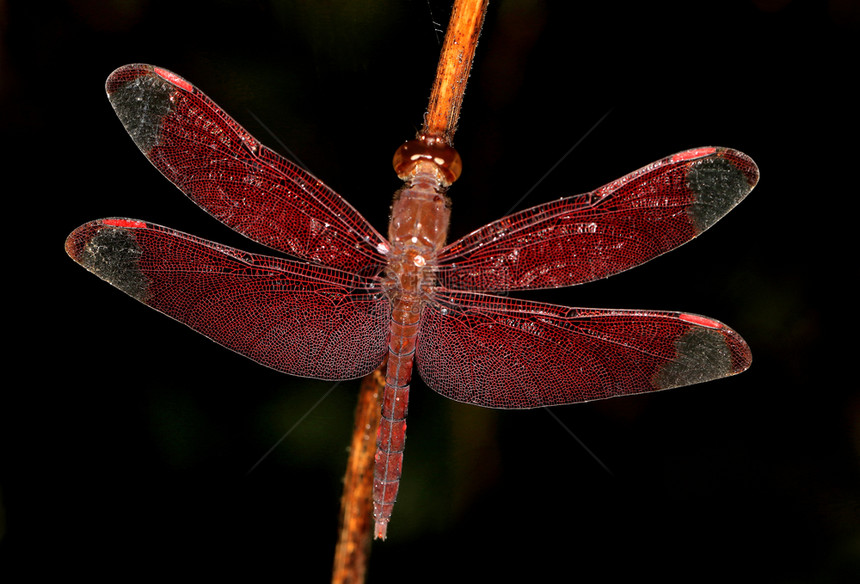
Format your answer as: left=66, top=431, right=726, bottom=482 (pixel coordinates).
left=66, top=219, right=390, bottom=380
left=105, top=64, right=388, bottom=277
left=416, top=290, right=750, bottom=408
left=437, top=147, right=758, bottom=291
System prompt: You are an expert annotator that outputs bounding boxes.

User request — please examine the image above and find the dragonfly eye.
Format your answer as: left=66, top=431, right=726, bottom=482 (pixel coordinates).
left=393, top=137, right=462, bottom=185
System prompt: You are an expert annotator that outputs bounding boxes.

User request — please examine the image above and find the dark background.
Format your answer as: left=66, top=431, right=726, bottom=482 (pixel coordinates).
left=2, top=0, right=856, bottom=581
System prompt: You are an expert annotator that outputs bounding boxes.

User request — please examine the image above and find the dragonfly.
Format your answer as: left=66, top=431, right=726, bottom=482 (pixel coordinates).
left=66, top=64, right=758, bottom=539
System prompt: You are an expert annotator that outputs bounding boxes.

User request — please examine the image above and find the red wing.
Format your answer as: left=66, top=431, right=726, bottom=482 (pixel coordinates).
left=416, top=290, right=750, bottom=408
left=436, top=147, right=758, bottom=291
left=65, top=219, right=390, bottom=380
left=105, top=64, right=388, bottom=277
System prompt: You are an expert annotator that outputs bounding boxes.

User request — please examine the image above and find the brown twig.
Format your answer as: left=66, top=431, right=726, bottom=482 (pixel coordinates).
left=332, top=1, right=489, bottom=581
left=421, top=0, right=490, bottom=144
left=331, top=367, right=384, bottom=584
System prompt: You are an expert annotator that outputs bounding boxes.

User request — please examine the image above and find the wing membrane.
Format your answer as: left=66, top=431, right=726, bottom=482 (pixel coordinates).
left=66, top=219, right=390, bottom=379
left=105, top=64, right=388, bottom=277
left=416, top=289, right=751, bottom=408
left=437, top=147, right=758, bottom=291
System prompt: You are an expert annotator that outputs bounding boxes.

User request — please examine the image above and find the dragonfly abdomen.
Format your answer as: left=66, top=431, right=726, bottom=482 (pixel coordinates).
left=373, top=297, right=423, bottom=539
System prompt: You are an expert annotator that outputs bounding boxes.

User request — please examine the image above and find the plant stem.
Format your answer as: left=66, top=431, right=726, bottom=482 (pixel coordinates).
left=332, top=1, right=490, bottom=581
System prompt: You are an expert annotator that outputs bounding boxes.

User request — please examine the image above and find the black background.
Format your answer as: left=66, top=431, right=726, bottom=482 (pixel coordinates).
left=2, top=0, right=856, bottom=581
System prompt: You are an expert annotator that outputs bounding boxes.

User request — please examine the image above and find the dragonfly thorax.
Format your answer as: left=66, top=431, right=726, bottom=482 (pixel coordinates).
left=384, top=171, right=451, bottom=303
left=388, top=177, right=451, bottom=257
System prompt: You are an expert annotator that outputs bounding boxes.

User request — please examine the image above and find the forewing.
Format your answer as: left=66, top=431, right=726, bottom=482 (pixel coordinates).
left=66, top=219, right=390, bottom=380
left=437, top=147, right=758, bottom=291
left=416, top=290, right=751, bottom=408
left=105, top=64, right=388, bottom=277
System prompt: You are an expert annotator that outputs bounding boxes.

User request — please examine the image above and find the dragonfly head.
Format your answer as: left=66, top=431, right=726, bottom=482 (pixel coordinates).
left=393, top=136, right=462, bottom=186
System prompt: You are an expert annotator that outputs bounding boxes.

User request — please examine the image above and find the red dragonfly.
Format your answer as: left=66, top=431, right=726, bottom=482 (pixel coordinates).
left=66, top=64, right=758, bottom=539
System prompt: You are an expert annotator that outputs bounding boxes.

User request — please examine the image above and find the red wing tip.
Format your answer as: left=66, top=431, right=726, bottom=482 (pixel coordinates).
left=670, top=146, right=759, bottom=188
left=652, top=316, right=752, bottom=390
left=676, top=313, right=753, bottom=373
left=100, top=218, right=147, bottom=229
left=153, top=66, right=194, bottom=92
left=671, top=147, right=717, bottom=162
left=679, top=312, right=722, bottom=329
left=105, top=64, right=194, bottom=95
left=65, top=219, right=147, bottom=261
